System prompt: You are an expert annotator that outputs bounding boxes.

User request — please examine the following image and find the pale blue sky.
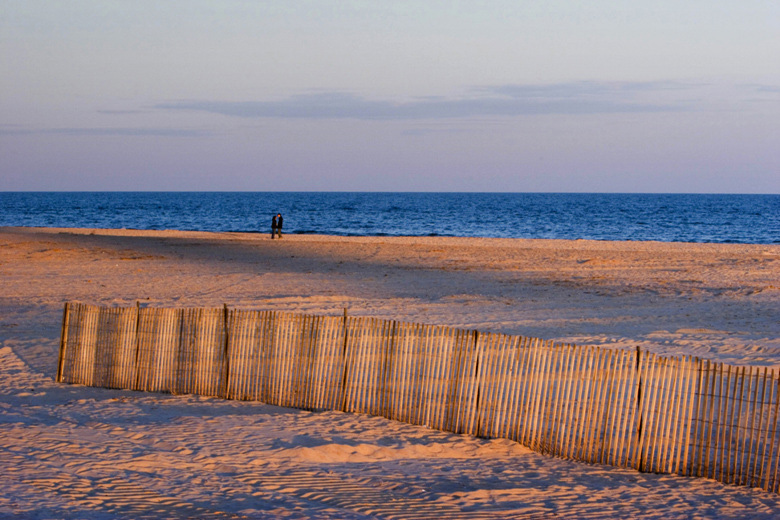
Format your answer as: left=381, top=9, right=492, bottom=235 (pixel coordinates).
left=2, top=1, right=778, bottom=192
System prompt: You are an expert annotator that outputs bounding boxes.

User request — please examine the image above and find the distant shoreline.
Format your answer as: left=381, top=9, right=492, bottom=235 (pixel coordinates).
left=5, top=225, right=780, bottom=252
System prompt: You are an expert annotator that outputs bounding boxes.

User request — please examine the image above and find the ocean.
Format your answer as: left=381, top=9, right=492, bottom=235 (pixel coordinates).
left=0, top=192, right=778, bottom=244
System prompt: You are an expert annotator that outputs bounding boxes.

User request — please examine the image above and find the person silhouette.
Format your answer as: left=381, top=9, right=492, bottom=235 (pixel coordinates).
left=273, top=213, right=283, bottom=239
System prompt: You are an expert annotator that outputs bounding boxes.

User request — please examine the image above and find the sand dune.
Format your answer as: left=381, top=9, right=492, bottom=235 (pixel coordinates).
left=1, top=227, right=779, bottom=518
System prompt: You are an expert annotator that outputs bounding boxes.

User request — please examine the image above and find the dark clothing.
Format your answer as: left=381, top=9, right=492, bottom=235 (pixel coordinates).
left=272, top=214, right=283, bottom=239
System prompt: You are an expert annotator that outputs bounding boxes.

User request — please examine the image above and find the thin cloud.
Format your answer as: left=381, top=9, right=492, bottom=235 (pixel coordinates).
left=0, top=125, right=33, bottom=136
left=155, top=82, right=690, bottom=121
left=47, top=127, right=210, bottom=137
left=0, top=127, right=210, bottom=137
left=97, top=109, right=148, bottom=115
left=479, top=80, right=703, bottom=99
left=749, top=84, right=780, bottom=94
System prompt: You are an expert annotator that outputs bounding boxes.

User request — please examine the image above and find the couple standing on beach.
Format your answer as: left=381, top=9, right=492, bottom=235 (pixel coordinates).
left=271, top=213, right=283, bottom=239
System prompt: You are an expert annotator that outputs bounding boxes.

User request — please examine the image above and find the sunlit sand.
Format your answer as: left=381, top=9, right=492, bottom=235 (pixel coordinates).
left=2, top=226, right=779, bottom=518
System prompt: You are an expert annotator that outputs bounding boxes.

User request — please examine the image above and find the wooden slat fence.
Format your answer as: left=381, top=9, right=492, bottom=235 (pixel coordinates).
left=57, top=302, right=780, bottom=493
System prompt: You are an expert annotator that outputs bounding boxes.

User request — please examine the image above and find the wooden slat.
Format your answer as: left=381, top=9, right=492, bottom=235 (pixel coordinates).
left=398, top=320, right=413, bottom=422
left=528, top=340, right=550, bottom=451
left=503, top=335, right=526, bottom=442
left=324, top=315, right=342, bottom=409
left=491, top=334, right=514, bottom=439
left=484, top=332, right=505, bottom=438
left=258, top=311, right=273, bottom=403
left=371, top=318, right=388, bottom=416
left=397, top=322, right=413, bottom=424
left=528, top=336, right=545, bottom=447
left=57, top=302, right=71, bottom=382
left=424, top=325, right=441, bottom=430
left=382, top=319, right=397, bottom=420
left=596, top=348, right=615, bottom=463
left=268, top=311, right=283, bottom=405
left=665, top=356, right=685, bottom=474
left=290, top=313, right=305, bottom=407
left=556, top=343, right=575, bottom=459
left=752, top=367, right=769, bottom=488
left=582, top=346, right=600, bottom=462
left=342, top=316, right=360, bottom=413
left=564, top=345, right=584, bottom=459
left=300, top=315, right=316, bottom=408
left=656, top=356, right=676, bottom=473
left=545, top=343, right=566, bottom=457
left=519, top=338, right=541, bottom=447
left=744, top=367, right=761, bottom=486
left=763, top=370, right=780, bottom=492
left=324, top=314, right=345, bottom=411
left=224, top=309, right=242, bottom=400
left=634, top=350, right=651, bottom=471
left=400, top=322, right=417, bottom=425
left=713, top=362, right=728, bottom=482
left=679, top=356, right=697, bottom=476
left=308, top=315, right=327, bottom=409
left=713, top=363, right=729, bottom=482
left=590, top=348, right=612, bottom=463
left=510, top=336, right=533, bottom=443
left=655, top=354, right=674, bottom=473
left=443, top=325, right=458, bottom=432
left=392, top=320, right=406, bottom=421
left=703, top=361, right=718, bottom=479
left=651, top=358, right=676, bottom=473
left=726, top=364, right=741, bottom=484
left=577, top=346, right=596, bottom=461
left=774, top=375, right=780, bottom=492
left=769, top=371, right=780, bottom=493
left=431, top=326, right=451, bottom=431
left=410, top=323, right=427, bottom=427
left=614, top=348, right=633, bottom=468
left=448, top=329, right=467, bottom=434
left=547, top=343, right=568, bottom=457
left=586, top=346, right=604, bottom=463
left=468, top=331, right=486, bottom=437
left=416, top=323, right=431, bottom=427
left=734, top=366, right=749, bottom=485
left=541, top=343, right=562, bottom=455
left=408, top=322, right=424, bottom=425
left=691, top=358, right=707, bottom=477
left=636, top=351, right=655, bottom=471
left=597, top=349, right=618, bottom=464
left=563, top=344, right=588, bottom=460
left=478, top=331, right=497, bottom=438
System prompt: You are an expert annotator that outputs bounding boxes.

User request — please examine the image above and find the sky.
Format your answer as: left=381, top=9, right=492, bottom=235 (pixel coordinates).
left=1, top=1, right=779, bottom=193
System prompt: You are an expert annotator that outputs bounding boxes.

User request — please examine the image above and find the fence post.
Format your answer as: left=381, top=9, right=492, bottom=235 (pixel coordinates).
left=472, top=331, right=482, bottom=436
left=56, top=302, right=71, bottom=383
left=635, top=346, right=644, bottom=471
left=340, top=308, right=349, bottom=412
left=133, top=301, right=142, bottom=391
left=222, top=304, right=231, bottom=399
left=387, top=320, right=399, bottom=421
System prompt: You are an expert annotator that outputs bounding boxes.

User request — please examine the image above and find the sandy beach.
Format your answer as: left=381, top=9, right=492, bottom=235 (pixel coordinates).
left=2, top=226, right=780, bottom=519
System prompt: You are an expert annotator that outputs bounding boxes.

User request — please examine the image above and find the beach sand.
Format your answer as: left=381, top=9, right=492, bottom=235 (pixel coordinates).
left=2, top=226, right=779, bottom=519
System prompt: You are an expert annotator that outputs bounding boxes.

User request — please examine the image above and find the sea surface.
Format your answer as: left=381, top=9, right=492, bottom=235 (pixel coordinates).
left=1, top=192, right=778, bottom=244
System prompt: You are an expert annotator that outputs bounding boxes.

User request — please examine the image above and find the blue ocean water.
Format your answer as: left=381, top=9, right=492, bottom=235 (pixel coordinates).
left=0, top=192, right=778, bottom=244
